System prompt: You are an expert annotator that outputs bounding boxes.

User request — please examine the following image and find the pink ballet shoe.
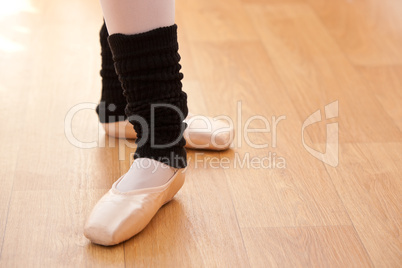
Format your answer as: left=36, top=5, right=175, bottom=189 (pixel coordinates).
left=101, top=113, right=234, bottom=150
left=84, top=169, right=185, bottom=246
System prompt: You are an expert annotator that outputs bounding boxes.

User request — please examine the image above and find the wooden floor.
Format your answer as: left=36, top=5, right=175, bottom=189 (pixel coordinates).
left=0, top=0, right=401, bottom=267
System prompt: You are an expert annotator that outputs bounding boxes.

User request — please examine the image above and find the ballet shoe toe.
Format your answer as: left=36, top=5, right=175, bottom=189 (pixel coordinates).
left=184, top=116, right=234, bottom=150
left=84, top=170, right=185, bottom=246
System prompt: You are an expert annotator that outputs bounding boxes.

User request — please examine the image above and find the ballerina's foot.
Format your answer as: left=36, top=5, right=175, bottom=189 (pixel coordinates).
left=84, top=158, right=185, bottom=246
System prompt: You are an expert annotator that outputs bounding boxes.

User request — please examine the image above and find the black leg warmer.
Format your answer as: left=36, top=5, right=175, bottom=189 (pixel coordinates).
left=108, top=25, right=188, bottom=168
left=96, top=22, right=128, bottom=123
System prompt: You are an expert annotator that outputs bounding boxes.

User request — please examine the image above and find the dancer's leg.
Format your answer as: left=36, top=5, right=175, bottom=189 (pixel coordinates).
left=96, top=22, right=127, bottom=124
left=101, top=0, right=187, bottom=191
left=96, top=0, right=234, bottom=148
left=100, top=0, right=174, bottom=35
left=84, top=0, right=187, bottom=246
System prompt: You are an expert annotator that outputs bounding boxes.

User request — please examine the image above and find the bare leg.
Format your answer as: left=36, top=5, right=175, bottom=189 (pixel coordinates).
left=100, top=0, right=175, bottom=35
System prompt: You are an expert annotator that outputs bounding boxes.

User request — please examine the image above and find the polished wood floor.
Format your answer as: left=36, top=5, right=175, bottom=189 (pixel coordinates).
left=0, top=0, right=401, bottom=267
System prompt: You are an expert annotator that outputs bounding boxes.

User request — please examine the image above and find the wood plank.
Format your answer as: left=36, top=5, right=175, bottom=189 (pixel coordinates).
left=0, top=84, right=25, bottom=255
left=0, top=5, right=37, bottom=254
left=9, top=16, right=122, bottom=191
left=357, top=66, right=402, bottom=131
left=242, top=5, right=402, bottom=265
left=245, top=3, right=402, bottom=144
left=242, top=226, right=373, bottom=267
left=191, top=39, right=351, bottom=228
left=243, top=0, right=402, bottom=65
left=0, top=190, right=125, bottom=267
left=305, top=0, right=402, bottom=66
left=325, top=143, right=402, bottom=267
left=176, top=12, right=199, bottom=81
left=178, top=0, right=259, bottom=42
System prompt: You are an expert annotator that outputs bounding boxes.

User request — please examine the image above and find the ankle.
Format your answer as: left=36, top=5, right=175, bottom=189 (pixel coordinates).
left=102, top=121, right=137, bottom=139
left=116, top=158, right=176, bottom=192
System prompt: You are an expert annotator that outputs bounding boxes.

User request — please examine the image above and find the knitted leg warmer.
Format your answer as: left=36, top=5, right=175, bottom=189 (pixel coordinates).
left=96, top=22, right=127, bottom=123
left=108, top=25, right=188, bottom=168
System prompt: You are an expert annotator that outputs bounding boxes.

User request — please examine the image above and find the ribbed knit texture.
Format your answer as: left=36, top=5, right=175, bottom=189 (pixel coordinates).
left=108, top=25, right=188, bottom=168
left=96, top=22, right=127, bottom=123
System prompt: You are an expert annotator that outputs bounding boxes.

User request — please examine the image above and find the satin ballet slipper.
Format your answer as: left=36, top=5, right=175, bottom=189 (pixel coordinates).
left=101, top=113, right=234, bottom=150
left=84, top=169, right=185, bottom=246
